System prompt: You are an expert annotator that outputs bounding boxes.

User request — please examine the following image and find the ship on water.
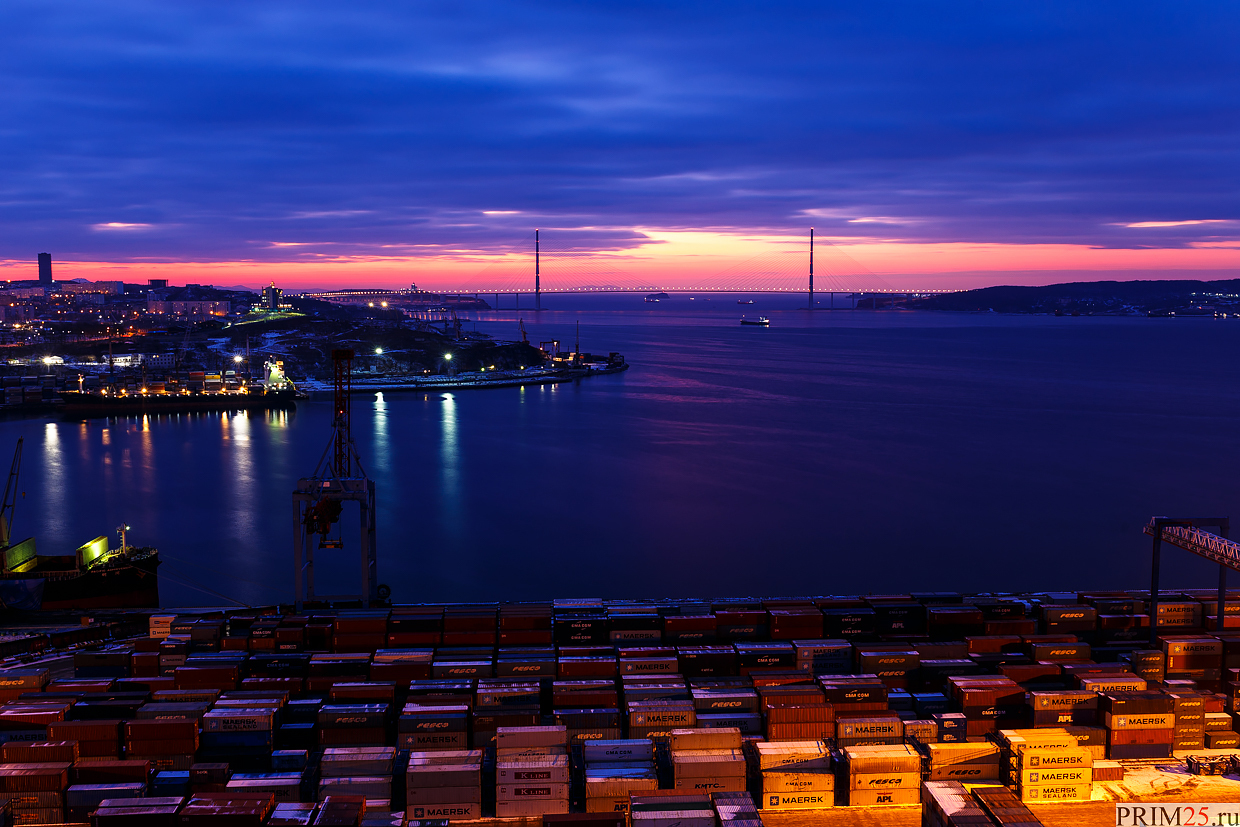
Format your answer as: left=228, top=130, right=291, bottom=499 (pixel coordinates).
left=56, top=360, right=304, bottom=416
left=0, top=439, right=159, bottom=611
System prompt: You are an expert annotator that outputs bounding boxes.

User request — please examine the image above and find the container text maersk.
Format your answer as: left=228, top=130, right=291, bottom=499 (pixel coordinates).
left=770, top=794, right=829, bottom=806
left=1116, top=804, right=1240, bottom=826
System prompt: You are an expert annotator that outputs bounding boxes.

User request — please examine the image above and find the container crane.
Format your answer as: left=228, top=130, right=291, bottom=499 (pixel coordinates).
left=1144, top=517, right=1234, bottom=641
left=0, top=439, right=22, bottom=550
left=292, top=349, right=382, bottom=608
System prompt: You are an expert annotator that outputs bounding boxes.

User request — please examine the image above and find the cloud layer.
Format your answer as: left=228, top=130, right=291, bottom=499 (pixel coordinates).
left=1, top=1, right=1238, bottom=272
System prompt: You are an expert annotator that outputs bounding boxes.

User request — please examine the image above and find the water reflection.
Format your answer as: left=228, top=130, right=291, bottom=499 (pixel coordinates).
left=440, top=393, right=461, bottom=537
left=41, top=422, right=67, bottom=551
left=228, top=412, right=256, bottom=541
left=138, top=415, right=154, bottom=492
left=373, top=393, right=390, bottom=475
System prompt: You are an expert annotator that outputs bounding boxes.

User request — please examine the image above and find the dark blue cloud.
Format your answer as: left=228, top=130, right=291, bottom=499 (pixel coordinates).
left=0, top=0, right=1237, bottom=262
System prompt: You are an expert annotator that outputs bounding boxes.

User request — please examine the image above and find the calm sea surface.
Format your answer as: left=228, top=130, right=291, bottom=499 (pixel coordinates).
left=6, top=300, right=1240, bottom=607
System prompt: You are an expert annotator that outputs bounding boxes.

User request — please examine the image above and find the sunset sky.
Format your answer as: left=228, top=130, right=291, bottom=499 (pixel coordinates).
left=2, top=2, right=1237, bottom=290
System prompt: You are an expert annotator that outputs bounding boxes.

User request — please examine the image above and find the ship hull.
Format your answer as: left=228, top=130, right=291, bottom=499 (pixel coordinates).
left=35, top=554, right=160, bottom=610
left=60, top=391, right=297, bottom=416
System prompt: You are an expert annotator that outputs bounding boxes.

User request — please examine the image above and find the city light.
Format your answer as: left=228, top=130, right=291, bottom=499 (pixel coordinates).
left=41, top=356, right=54, bottom=365
left=444, top=353, right=452, bottom=361
left=233, top=355, right=243, bottom=363
left=374, top=347, right=383, bottom=355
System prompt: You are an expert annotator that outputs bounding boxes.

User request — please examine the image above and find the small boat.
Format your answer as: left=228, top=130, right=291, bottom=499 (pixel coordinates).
left=738, top=300, right=755, bottom=305
left=644, top=292, right=667, bottom=303
left=740, top=316, right=770, bottom=326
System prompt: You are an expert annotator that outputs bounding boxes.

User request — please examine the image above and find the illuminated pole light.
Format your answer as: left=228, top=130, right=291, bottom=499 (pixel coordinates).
left=375, top=347, right=383, bottom=355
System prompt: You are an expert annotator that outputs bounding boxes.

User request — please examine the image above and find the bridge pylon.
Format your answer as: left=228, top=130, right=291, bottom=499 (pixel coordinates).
left=808, top=228, right=814, bottom=310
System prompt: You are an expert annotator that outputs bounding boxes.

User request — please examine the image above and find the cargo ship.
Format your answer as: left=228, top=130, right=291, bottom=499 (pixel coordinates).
left=298, top=355, right=629, bottom=394
left=0, top=440, right=159, bottom=610
left=740, top=316, right=770, bottom=326
left=59, top=387, right=298, bottom=416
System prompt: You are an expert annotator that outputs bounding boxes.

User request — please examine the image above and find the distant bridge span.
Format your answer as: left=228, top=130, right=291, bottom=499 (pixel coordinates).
left=298, top=229, right=962, bottom=309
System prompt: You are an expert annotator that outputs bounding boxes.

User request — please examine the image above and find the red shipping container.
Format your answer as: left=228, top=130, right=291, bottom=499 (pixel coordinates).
left=443, top=612, right=496, bottom=632
left=329, top=682, right=396, bottom=702
left=984, top=619, right=1038, bottom=636
left=1, top=741, right=78, bottom=763
left=557, top=657, right=617, bottom=678
left=966, top=636, right=1022, bottom=655
left=131, top=652, right=160, bottom=678
left=334, top=616, right=389, bottom=635
left=769, top=610, right=823, bottom=640
left=113, top=677, right=176, bottom=693
left=332, top=633, right=386, bottom=653
left=174, top=666, right=238, bottom=692
left=369, top=662, right=431, bottom=683
left=441, top=631, right=496, bottom=646
left=499, top=631, right=553, bottom=646
left=126, top=719, right=198, bottom=740
left=73, top=759, right=150, bottom=784
left=386, top=632, right=441, bottom=647
left=318, top=727, right=386, bottom=745
left=241, top=677, right=304, bottom=694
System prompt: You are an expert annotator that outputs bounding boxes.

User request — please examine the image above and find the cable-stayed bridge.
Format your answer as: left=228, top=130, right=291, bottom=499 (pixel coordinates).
left=302, top=230, right=958, bottom=309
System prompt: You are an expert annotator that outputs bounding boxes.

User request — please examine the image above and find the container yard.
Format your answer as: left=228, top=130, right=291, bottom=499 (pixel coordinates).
left=2, top=592, right=1240, bottom=825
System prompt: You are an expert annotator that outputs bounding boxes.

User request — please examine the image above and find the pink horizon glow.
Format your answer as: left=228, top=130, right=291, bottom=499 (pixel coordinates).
left=1, top=233, right=1237, bottom=292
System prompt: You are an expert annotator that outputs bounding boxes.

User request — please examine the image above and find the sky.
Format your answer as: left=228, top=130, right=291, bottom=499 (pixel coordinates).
left=1, top=1, right=1238, bottom=290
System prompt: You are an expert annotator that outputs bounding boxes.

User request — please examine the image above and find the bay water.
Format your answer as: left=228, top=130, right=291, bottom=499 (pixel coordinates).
left=8, top=300, right=1239, bottom=607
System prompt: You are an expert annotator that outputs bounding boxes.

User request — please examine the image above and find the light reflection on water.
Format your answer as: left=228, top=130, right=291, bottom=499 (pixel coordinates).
left=373, top=393, right=389, bottom=476
left=440, top=393, right=461, bottom=542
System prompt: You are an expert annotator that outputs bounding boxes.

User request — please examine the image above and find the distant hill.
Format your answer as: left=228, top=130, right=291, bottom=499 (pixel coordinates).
left=910, top=278, right=1240, bottom=315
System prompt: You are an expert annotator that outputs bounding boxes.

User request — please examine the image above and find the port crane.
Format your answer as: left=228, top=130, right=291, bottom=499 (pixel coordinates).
left=292, top=348, right=381, bottom=609
left=1144, top=516, right=1235, bottom=641
left=0, top=438, right=22, bottom=550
